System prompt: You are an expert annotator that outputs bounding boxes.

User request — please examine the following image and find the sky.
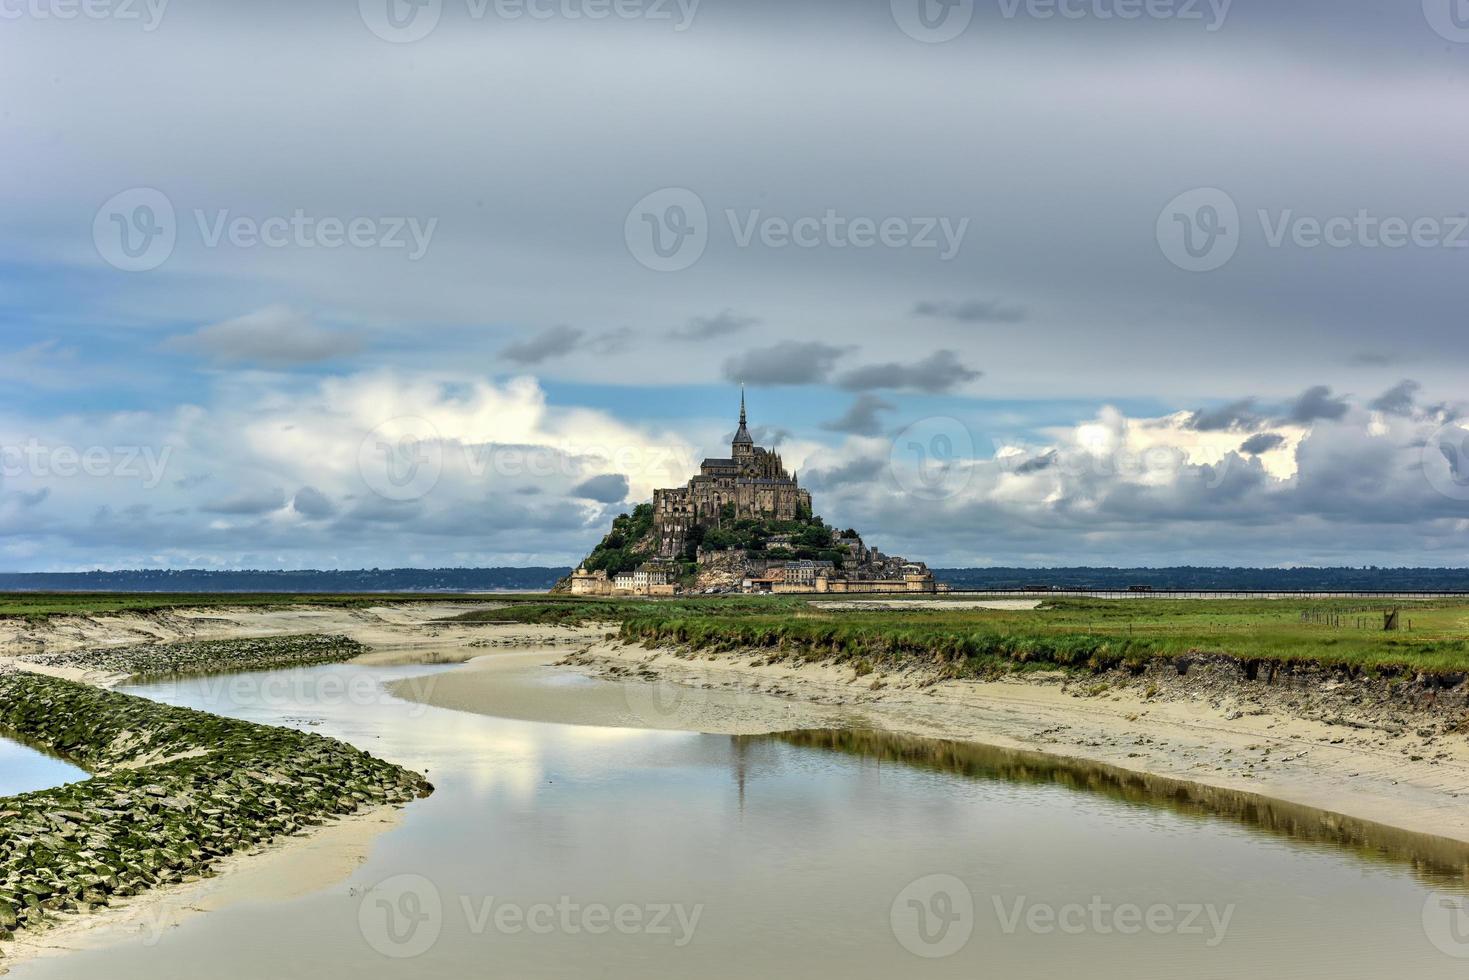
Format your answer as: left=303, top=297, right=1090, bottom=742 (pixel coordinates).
left=1, top=0, right=1467, bottom=570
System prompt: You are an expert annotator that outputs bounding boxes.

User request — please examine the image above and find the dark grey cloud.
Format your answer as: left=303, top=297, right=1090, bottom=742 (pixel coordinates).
left=587, top=327, right=634, bottom=356
left=821, top=394, right=894, bottom=437
left=1239, top=433, right=1286, bottom=456
left=748, top=424, right=792, bottom=447
left=1187, top=399, right=1262, bottom=432
left=500, top=325, right=585, bottom=365
left=669, top=310, right=759, bottom=341
left=803, top=456, right=885, bottom=490
left=722, top=342, right=850, bottom=386
left=501, top=325, right=632, bottom=364
left=1012, top=451, right=1058, bottom=475
left=1369, top=380, right=1420, bottom=417
left=912, top=299, right=1026, bottom=324
left=200, top=489, right=285, bottom=516
left=836, top=350, right=981, bottom=394
left=570, top=473, right=629, bottom=504
left=291, top=486, right=335, bottom=519
left=166, top=308, right=361, bottom=367
left=11, top=488, right=50, bottom=508
left=1287, top=385, right=1351, bottom=424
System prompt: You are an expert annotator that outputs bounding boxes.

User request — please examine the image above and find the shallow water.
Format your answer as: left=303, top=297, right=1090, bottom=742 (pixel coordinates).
left=0, top=735, right=88, bottom=797
left=10, top=658, right=1469, bottom=979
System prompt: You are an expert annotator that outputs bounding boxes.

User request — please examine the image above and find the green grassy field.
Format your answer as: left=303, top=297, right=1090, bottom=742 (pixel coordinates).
left=455, top=594, right=1469, bottom=675
left=7, top=591, right=1468, bottom=675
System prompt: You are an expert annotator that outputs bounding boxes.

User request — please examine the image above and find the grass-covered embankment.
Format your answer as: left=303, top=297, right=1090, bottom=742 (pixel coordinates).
left=491, top=595, right=1469, bottom=676
left=23, top=633, right=370, bottom=679
left=619, top=602, right=1469, bottom=675
left=0, top=672, right=432, bottom=947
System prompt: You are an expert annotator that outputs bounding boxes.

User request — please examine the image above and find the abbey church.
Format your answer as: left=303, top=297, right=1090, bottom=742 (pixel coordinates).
left=567, top=390, right=939, bottom=596
left=651, top=390, right=812, bottom=558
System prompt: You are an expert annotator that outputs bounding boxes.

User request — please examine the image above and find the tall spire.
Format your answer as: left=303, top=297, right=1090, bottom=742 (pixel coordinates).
left=733, top=384, right=754, bottom=447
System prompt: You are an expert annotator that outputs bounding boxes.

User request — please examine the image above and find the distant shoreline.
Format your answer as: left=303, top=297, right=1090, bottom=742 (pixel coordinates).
left=5, top=565, right=1469, bottom=594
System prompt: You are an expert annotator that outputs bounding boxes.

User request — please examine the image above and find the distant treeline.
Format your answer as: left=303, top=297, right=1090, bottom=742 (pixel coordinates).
left=931, top=567, right=1469, bottom=592
left=4, top=566, right=1469, bottom=595
left=0, top=567, right=574, bottom=593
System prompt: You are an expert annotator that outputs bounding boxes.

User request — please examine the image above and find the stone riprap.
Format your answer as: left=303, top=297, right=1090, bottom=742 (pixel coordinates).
left=23, top=633, right=369, bottom=680
left=0, top=671, right=432, bottom=949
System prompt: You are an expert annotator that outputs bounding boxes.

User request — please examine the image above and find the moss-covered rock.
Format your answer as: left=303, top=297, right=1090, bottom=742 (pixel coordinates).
left=0, top=672, right=431, bottom=944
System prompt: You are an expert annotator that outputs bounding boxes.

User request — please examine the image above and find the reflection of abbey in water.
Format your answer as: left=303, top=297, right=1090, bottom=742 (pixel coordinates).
left=651, top=389, right=812, bottom=559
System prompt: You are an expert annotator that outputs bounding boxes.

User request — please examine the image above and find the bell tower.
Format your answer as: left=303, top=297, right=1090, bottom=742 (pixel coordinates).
left=732, top=385, right=755, bottom=462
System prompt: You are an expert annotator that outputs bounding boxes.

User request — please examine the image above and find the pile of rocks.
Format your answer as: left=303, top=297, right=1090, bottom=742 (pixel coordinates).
left=0, top=672, right=432, bottom=947
left=23, top=634, right=369, bottom=680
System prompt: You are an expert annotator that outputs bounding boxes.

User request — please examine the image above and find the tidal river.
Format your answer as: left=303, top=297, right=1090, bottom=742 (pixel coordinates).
left=10, top=655, right=1469, bottom=979
left=0, top=737, right=87, bottom=798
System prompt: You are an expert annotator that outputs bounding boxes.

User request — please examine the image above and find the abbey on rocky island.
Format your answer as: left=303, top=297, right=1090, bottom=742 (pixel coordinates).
left=568, top=389, right=941, bottom=596
left=651, top=389, right=812, bottom=559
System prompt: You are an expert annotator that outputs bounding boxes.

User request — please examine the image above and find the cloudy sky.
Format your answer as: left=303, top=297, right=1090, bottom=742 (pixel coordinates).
left=2, top=0, right=1467, bottom=570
